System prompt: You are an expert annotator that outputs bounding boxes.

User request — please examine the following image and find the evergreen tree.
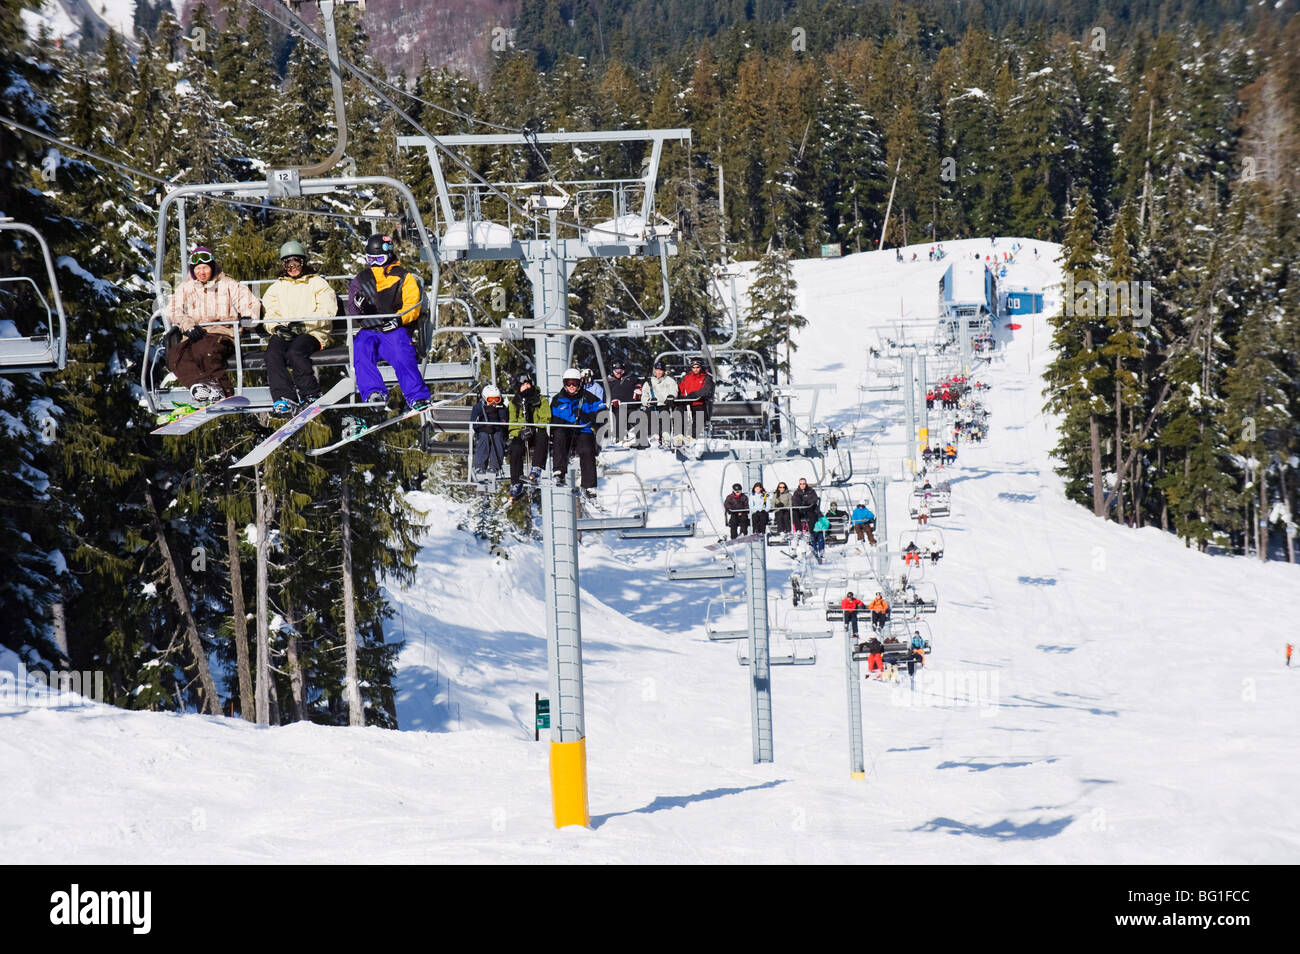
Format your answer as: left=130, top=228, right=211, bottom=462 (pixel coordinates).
left=743, top=248, right=805, bottom=383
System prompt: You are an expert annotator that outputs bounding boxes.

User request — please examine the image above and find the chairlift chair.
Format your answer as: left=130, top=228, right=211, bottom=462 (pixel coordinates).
left=704, top=593, right=748, bottom=641
left=0, top=220, right=67, bottom=374
left=666, top=546, right=737, bottom=581
left=737, top=630, right=817, bottom=666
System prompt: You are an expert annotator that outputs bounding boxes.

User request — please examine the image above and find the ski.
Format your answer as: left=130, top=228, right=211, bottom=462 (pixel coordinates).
left=230, top=376, right=356, bottom=469
left=307, top=400, right=441, bottom=457
left=151, top=395, right=251, bottom=436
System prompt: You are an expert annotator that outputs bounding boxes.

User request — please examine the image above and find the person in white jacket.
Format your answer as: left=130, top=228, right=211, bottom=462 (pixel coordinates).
left=261, top=241, right=337, bottom=412
left=640, top=361, right=678, bottom=446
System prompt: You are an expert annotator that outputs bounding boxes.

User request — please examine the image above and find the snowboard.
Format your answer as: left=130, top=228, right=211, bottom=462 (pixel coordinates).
left=152, top=395, right=250, bottom=436
left=229, top=376, right=355, bottom=469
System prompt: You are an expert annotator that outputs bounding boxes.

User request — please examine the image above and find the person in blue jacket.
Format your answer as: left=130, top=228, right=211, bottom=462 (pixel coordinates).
left=550, top=367, right=605, bottom=498
left=851, top=502, right=877, bottom=545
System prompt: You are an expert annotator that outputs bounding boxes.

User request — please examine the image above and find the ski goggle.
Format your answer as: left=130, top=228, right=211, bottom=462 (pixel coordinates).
left=189, top=250, right=214, bottom=265
left=367, top=254, right=389, bottom=267
left=486, top=396, right=502, bottom=403
left=282, top=256, right=304, bottom=267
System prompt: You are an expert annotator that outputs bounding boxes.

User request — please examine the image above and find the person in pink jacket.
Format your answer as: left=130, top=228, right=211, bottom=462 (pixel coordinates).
left=165, top=245, right=260, bottom=403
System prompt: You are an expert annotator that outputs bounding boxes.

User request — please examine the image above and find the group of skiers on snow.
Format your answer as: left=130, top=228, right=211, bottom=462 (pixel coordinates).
left=164, top=236, right=432, bottom=417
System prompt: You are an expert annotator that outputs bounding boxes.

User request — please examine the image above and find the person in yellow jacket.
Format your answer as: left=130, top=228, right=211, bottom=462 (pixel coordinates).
left=261, top=241, right=337, bottom=412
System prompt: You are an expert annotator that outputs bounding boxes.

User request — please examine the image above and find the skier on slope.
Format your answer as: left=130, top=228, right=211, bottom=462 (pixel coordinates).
left=506, top=371, right=551, bottom=499
left=345, top=234, right=431, bottom=412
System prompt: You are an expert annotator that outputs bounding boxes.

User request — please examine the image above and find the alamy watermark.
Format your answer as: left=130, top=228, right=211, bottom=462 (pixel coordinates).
left=890, top=669, right=1000, bottom=712
left=589, top=404, right=709, bottom=445
left=1063, top=273, right=1152, bottom=327
left=0, top=663, right=105, bottom=708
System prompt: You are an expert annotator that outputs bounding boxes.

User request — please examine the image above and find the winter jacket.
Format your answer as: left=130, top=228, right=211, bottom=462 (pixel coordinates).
left=813, top=515, right=831, bottom=533
left=841, top=597, right=866, bottom=614
left=791, top=485, right=820, bottom=514
left=167, top=272, right=261, bottom=337
left=771, top=489, right=793, bottom=514
left=868, top=596, right=890, bottom=613
left=851, top=505, right=875, bottom=525
left=471, top=399, right=509, bottom=443
left=749, top=490, right=769, bottom=516
left=641, top=372, right=678, bottom=407
left=607, top=372, right=639, bottom=405
left=584, top=380, right=605, bottom=401
left=724, top=492, right=749, bottom=515
left=865, top=637, right=884, bottom=654
left=261, top=272, right=337, bottom=347
left=507, top=388, right=551, bottom=439
left=678, top=370, right=713, bottom=405
left=345, top=260, right=421, bottom=326
left=550, top=387, right=605, bottom=434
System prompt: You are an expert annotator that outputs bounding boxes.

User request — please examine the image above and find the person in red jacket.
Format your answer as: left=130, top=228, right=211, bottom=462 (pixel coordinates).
left=925, top=388, right=934, bottom=410
left=678, top=356, right=714, bottom=436
left=841, top=591, right=867, bottom=637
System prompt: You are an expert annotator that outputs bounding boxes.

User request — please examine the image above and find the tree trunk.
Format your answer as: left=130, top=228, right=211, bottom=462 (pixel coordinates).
left=284, top=595, right=308, bottom=723
left=144, top=484, right=220, bottom=715
left=225, top=480, right=254, bottom=722
left=1259, top=462, right=1268, bottom=563
left=255, top=465, right=272, bottom=726
left=1114, top=373, right=1124, bottom=525
left=50, top=601, right=67, bottom=662
left=341, top=476, right=363, bottom=727
left=1278, top=465, right=1296, bottom=563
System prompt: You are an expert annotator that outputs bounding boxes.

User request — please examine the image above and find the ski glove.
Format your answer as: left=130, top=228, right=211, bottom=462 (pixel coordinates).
left=520, top=426, right=537, bottom=441
left=274, top=321, right=308, bottom=340
left=185, top=325, right=206, bottom=342
left=360, top=314, right=387, bottom=330
left=378, top=317, right=401, bottom=333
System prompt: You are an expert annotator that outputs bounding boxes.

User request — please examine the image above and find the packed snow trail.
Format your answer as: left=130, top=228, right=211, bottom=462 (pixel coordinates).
left=4, top=238, right=1297, bottom=862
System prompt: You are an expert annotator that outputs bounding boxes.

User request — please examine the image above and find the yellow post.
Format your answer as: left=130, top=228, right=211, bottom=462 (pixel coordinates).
left=850, top=771, right=866, bottom=780
left=550, top=738, right=590, bottom=828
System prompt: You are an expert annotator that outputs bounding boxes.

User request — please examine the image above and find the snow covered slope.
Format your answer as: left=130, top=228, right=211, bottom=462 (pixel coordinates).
left=4, top=237, right=1298, bottom=863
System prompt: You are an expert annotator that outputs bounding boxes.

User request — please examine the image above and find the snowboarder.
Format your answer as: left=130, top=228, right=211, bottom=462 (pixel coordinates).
left=345, top=234, right=431, bottom=412
left=165, top=244, right=261, bottom=403
left=470, top=385, right=508, bottom=478
left=506, top=371, right=550, bottom=499
left=724, top=483, right=750, bottom=539
left=260, top=240, right=336, bottom=414
left=550, top=367, right=605, bottom=499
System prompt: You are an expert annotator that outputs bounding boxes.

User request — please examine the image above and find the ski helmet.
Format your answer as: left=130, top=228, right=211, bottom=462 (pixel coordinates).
left=732, top=483, right=742, bottom=492
left=279, top=240, right=307, bottom=260
left=516, top=371, right=534, bottom=386
left=365, top=234, right=395, bottom=264
left=483, top=385, right=502, bottom=401
left=847, top=592, right=854, bottom=599
left=188, top=245, right=217, bottom=278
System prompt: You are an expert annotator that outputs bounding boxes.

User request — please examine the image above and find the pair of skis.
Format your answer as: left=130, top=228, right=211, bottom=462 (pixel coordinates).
left=150, top=395, right=251, bottom=436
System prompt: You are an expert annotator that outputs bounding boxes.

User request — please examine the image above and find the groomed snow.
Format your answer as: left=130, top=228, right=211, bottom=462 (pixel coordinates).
left=4, top=237, right=1298, bottom=863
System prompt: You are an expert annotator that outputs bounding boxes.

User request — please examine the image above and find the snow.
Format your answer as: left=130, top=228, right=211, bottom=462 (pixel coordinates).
left=3, top=237, right=1298, bottom=863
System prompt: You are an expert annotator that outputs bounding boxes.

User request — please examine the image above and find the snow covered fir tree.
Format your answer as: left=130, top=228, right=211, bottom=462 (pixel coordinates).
left=1, top=0, right=1298, bottom=865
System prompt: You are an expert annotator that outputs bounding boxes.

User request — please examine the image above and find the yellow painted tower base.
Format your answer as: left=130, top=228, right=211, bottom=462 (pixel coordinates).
left=549, top=738, right=590, bottom=828
left=850, top=771, right=866, bottom=780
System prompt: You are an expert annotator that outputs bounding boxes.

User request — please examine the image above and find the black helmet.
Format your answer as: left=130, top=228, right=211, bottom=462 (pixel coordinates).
left=847, top=591, right=854, bottom=599
left=515, top=371, right=533, bottom=386
left=653, top=361, right=665, bottom=370
left=365, top=234, right=395, bottom=262
left=732, top=483, right=742, bottom=492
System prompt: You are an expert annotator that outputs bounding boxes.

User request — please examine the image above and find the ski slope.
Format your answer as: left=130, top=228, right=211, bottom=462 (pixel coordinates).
left=4, top=237, right=1298, bottom=863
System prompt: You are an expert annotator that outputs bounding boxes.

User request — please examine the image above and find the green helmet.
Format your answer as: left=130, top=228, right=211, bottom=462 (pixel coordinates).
left=279, top=240, right=307, bottom=260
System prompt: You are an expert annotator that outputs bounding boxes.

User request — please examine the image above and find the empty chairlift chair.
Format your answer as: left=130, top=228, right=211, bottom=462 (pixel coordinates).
left=0, top=220, right=67, bottom=375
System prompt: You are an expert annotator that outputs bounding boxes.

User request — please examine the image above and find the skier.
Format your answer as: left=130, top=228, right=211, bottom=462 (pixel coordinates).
left=550, top=367, right=605, bottom=500
left=771, top=481, right=794, bottom=535
left=868, top=592, right=890, bottom=633
left=260, top=240, right=336, bottom=413
left=917, top=499, right=930, bottom=525
left=925, top=388, right=934, bottom=410
left=811, top=511, right=830, bottom=562
left=640, top=361, right=678, bottom=446
left=824, top=500, right=848, bottom=542
left=506, top=371, right=550, bottom=499
left=165, top=244, right=261, bottom=403
left=841, top=591, right=866, bottom=637
left=724, top=483, right=750, bottom=539
left=345, top=234, right=431, bottom=412
left=921, top=445, right=934, bottom=466
left=605, top=362, right=640, bottom=444
left=470, top=385, right=509, bottom=479
left=904, top=542, right=922, bottom=568
left=944, top=442, right=958, bottom=465
left=749, top=481, right=770, bottom=538
left=678, top=357, right=714, bottom=436
left=791, top=477, right=820, bottom=532
left=863, top=634, right=885, bottom=676
left=851, top=501, right=876, bottom=545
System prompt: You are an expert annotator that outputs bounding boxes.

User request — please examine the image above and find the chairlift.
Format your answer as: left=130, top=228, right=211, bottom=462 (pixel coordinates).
left=576, top=468, right=648, bottom=531
left=737, top=630, right=817, bottom=667
left=0, top=220, right=67, bottom=374
left=619, top=484, right=696, bottom=539
left=899, top=527, right=945, bottom=563
left=666, top=546, right=737, bottom=581
left=704, top=593, right=748, bottom=641
left=908, top=486, right=951, bottom=519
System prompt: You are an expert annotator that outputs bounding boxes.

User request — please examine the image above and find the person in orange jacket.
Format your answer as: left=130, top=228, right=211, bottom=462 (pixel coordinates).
left=841, top=591, right=867, bottom=637
left=867, top=592, right=890, bottom=632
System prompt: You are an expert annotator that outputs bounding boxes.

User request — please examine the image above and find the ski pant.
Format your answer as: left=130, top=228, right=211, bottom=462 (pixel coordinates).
left=854, top=523, right=877, bottom=545
left=871, top=610, right=888, bottom=631
left=728, top=512, right=749, bottom=539
left=552, top=429, right=597, bottom=489
left=752, top=511, right=769, bottom=537
left=774, top=506, right=792, bottom=534
left=811, top=531, right=825, bottom=559
left=166, top=332, right=234, bottom=394
left=352, top=327, right=430, bottom=405
left=508, top=433, right=549, bottom=483
left=265, top=333, right=322, bottom=402
left=473, top=430, right=506, bottom=474
left=867, top=653, right=884, bottom=673
left=844, top=612, right=859, bottom=637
